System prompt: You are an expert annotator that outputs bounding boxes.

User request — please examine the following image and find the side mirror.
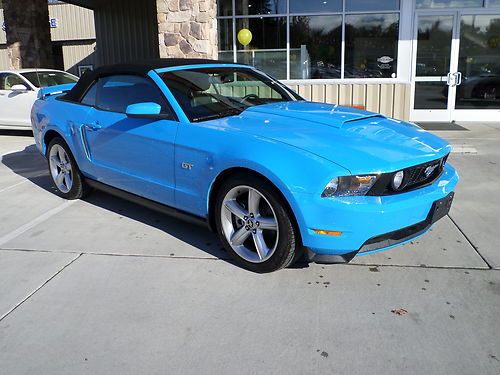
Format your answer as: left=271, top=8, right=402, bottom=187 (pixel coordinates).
left=11, top=84, right=29, bottom=92
left=125, top=102, right=161, bottom=118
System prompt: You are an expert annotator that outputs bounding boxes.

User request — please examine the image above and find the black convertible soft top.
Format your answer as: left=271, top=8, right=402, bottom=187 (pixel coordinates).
left=64, top=58, right=231, bottom=102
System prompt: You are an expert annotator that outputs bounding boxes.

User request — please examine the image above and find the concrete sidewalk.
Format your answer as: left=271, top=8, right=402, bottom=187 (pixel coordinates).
left=0, top=124, right=499, bottom=374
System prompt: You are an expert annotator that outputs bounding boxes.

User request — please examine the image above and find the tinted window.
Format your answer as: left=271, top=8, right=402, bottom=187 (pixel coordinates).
left=290, top=15, right=342, bottom=79
left=345, top=0, right=399, bottom=11
left=0, top=73, right=27, bottom=90
left=416, top=0, right=482, bottom=8
left=218, top=0, right=232, bottom=16
left=95, top=75, right=173, bottom=116
left=218, top=18, right=234, bottom=63
left=345, top=14, right=399, bottom=78
left=235, top=17, right=287, bottom=79
left=21, top=71, right=77, bottom=88
left=81, top=83, right=97, bottom=106
left=290, top=0, right=342, bottom=13
left=235, top=0, right=286, bottom=15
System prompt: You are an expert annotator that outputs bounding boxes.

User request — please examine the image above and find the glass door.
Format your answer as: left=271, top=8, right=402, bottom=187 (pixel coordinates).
left=411, top=11, right=500, bottom=122
left=411, top=13, right=459, bottom=122
left=454, top=13, right=500, bottom=120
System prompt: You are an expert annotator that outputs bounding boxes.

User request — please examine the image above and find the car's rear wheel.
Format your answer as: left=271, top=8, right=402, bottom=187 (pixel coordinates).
left=215, top=174, right=300, bottom=273
left=47, top=137, right=89, bottom=199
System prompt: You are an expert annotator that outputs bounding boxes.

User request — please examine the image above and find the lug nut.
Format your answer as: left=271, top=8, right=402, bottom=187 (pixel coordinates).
left=255, top=221, right=260, bottom=226
left=245, top=225, right=250, bottom=230
left=252, top=229, right=257, bottom=234
left=243, top=216, right=248, bottom=220
left=250, top=213, right=254, bottom=218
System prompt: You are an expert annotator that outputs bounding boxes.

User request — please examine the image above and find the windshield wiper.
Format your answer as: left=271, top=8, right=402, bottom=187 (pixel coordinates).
left=192, top=108, right=243, bottom=122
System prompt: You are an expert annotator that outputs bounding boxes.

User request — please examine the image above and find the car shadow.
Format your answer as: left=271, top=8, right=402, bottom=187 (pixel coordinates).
left=1, top=145, right=230, bottom=262
left=2, top=145, right=310, bottom=269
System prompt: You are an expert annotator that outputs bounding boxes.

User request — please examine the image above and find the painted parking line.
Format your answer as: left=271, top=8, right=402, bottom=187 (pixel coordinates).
left=451, top=144, right=478, bottom=154
left=0, top=200, right=76, bottom=247
left=0, top=173, right=47, bottom=194
left=0, top=180, right=29, bottom=194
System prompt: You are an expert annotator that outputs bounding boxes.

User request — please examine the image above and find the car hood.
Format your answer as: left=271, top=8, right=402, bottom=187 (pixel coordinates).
left=222, top=101, right=451, bottom=174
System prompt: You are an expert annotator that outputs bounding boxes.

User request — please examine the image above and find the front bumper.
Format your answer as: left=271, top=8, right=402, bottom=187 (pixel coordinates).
left=293, top=163, right=459, bottom=261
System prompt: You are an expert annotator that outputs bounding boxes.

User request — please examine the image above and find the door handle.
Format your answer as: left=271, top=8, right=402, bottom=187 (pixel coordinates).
left=84, top=122, right=101, bottom=131
left=446, top=72, right=453, bottom=86
left=454, top=72, right=462, bottom=86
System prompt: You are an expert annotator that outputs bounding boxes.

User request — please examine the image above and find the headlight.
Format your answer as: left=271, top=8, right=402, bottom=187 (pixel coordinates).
left=321, top=175, right=379, bottom=197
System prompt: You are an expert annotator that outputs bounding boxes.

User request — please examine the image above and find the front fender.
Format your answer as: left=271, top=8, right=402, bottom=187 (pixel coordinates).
left=174, top=122, right=350, bottom=238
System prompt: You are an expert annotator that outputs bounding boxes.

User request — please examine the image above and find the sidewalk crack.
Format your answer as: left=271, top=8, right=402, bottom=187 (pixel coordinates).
left=0, top=253, right=83, bottom=322
left=447, top=214, right=492, bottom=269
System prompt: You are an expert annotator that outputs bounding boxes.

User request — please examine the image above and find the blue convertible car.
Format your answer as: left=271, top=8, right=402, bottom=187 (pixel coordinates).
left=31, top=59, right=458, bottom=272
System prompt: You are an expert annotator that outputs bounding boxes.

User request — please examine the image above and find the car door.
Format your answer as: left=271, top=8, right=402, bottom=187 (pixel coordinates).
left=0, top=73, right=37, bottom=127
left=81, top=74, right=179, bottom=207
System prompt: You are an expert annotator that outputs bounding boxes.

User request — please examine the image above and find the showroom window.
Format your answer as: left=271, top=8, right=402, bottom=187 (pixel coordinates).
left=416, top=0, right=500, bottom=7
left=218, top=0, right=400, bottom=80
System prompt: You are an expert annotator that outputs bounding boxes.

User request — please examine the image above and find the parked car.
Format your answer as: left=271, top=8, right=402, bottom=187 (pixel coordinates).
left=31, top=59, right=459, bottom=273
left=0, top=69, right=78, bottom=129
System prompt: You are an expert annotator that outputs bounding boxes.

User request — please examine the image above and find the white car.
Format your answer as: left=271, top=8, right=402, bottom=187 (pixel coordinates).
left=0, top=69, right=78, bottom=130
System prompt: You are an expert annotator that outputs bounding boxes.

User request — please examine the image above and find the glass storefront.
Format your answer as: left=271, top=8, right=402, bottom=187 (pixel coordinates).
left=416, top=0, right=500, bottom=8
left=411, top=3, right=500, bottom=121
left=218, top=0, right=500, bottom=121
left=456, top=14, right=500, bottom=109
left=217, top=0, right=400, bottom=80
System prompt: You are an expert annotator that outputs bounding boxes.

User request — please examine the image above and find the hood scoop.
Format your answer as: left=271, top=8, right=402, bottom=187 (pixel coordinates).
left=245, top=102, right=387, bottom=129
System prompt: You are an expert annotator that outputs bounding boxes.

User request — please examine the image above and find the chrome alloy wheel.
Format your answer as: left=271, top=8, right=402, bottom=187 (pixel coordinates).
left=49, top=144, right=73, bottom=193
left=221, top=185, right=279, bottom=263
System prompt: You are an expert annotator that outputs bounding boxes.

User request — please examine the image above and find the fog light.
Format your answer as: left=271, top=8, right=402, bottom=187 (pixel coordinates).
left=392, top=170, right=404, bottom=190
left=314, top=230, right=342, bottom=236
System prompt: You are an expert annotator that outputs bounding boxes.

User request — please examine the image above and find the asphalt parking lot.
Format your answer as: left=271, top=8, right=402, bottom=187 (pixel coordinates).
left=0, top=124, right=499, bottom=375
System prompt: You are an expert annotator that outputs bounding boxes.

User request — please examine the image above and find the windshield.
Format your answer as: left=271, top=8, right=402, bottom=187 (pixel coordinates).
left=21, top=71, right=78, bottom=88
left=160, top=67, right=301, bottom=122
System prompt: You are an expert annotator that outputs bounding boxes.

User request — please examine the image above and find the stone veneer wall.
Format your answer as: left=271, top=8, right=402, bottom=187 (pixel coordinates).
left=3, top=0, right=54, bottom=69
left=156, top=0, right=218, bottom=59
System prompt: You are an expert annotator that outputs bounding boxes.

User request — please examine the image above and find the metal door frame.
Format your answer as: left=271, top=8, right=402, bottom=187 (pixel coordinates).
left=410, top=8, right=500, bottom=122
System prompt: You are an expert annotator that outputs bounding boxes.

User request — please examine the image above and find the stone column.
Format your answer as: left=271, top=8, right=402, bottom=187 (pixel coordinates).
left=3, top=0, right=54, bottom=69
left=156, top=0, right=218, bottom=59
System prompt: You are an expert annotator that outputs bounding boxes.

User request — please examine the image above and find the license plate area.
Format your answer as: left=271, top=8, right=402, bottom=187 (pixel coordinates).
left=430, top=192, right=454, bottom=224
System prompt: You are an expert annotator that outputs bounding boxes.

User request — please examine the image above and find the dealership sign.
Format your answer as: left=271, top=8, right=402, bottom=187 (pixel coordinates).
left=2, top=18, right=59, bottom=32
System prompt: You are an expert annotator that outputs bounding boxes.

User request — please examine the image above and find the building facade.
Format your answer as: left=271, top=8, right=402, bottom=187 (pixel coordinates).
left=2, top=0, right=500, bottom=122
left=216, top=0, right=500, bottom=122
left=0, top=2, right=96, bottom=76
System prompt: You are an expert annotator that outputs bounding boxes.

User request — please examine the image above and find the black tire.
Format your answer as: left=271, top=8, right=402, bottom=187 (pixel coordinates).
left=215, top=173, right=300, bottom=273
left=47, top=137, right=90, bottom=200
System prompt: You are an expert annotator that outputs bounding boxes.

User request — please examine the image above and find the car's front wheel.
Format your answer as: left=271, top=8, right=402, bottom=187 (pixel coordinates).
left=215, top=174, right=300, bottom=273
left=47, top=137, right=89, bottom=200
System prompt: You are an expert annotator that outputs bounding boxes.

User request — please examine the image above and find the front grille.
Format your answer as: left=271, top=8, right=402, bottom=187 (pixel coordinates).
left=403, top=156, right=447, bottom=191
left=367, top=155, right=448, bottom=196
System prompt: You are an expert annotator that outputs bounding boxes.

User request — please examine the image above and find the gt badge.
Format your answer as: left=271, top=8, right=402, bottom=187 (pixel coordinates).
left=181, top=162, right=194, bottom=170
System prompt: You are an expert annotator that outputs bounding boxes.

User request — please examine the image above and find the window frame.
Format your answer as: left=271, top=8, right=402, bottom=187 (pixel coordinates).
left=217, top=0, right=406, bottom=83
left=78, top=74, right=178, bottom=121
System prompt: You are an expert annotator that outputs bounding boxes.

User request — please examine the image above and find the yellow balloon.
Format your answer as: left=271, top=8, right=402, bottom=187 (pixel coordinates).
left=237, top=29, right=252, bottom=46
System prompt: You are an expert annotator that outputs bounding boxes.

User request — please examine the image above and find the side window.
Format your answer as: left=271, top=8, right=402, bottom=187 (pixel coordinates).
left=0, top=73, right=27, bottom=90
left=95, top=75, right=175, bottom=118
left=81, top=82, right=97, bottom=106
